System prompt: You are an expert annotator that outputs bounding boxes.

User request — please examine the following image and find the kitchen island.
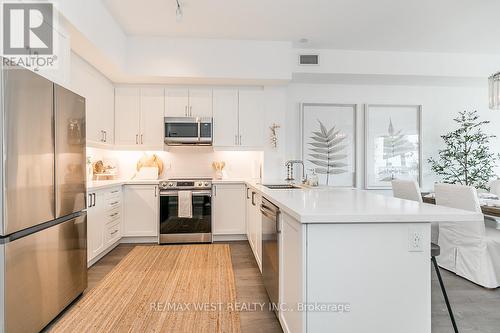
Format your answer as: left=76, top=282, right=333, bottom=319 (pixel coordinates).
left=238, top=182, right=481, bottom=333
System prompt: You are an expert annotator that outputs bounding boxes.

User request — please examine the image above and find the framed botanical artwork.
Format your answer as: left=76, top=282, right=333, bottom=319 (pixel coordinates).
left=364, top=104, right=422, bottom=189
left=301, top=103, right=356, bottom=187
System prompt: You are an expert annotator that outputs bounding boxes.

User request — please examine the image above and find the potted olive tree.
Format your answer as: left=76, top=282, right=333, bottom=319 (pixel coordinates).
left=428, top=110, right=500, bottom=191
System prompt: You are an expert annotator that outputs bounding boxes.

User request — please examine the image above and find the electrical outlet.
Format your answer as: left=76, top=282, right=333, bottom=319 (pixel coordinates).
left=408, top=226, right=424, bottom=252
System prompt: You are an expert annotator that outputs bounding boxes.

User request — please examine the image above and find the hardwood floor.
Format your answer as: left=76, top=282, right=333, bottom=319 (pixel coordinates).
left=228, top=242, right=282, bottom=333
left=431, top=265, right=500, bottom=333
left=51, top=242, right=500, bottom=333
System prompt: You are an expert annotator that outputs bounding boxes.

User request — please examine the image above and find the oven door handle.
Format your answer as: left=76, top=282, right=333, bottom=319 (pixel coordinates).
left=160, top=190, right=212, bottom=197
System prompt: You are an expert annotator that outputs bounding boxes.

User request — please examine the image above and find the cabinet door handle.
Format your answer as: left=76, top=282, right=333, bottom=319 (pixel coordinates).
left=251, top=192, right=256, bottom=206
left=110, top=229, right=119, bottom=235
left=88, top=194, right=92, bottom=208
left=234, top=135, right=237, bottom=145
left=110, top=201, right=119, bottom=206
left=141, top=134, right=144, bottom=144
left=189, top=105, right=193, bottom=117
left=104, top=130, right=107, bottom=142
left=110, top=212, right=118, bottom=217
left=92, top=193, right=96, bottom=207
left=155, top=186, right=158, bottom=197
left=213, top=185, right=217, bottom=197
left=185, top=105, right=188, bottom=116
left=239, top=135, right=242, bottom=146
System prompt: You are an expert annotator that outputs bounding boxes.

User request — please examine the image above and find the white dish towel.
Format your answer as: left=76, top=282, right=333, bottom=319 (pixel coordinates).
left=178, top=191, right=193, bottom=218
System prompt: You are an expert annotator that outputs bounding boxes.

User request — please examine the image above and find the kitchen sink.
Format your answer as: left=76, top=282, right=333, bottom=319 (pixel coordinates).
left=264, top=184, right=302, bottom=190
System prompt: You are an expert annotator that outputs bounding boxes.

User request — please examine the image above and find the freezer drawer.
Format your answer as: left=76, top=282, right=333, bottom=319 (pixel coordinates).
left=2, top=213, right=87, bottom=333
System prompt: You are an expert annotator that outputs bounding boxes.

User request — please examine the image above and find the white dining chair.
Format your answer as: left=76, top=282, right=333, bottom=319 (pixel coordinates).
left=435, top=183, right=500, bottom=288
left=391, top=179, right=439, bottom=243
left=392, top=180, right=458, bottom=331
left=490, top=179, right=500, bottom=196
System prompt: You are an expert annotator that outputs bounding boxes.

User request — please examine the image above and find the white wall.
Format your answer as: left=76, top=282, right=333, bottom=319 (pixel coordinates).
left=287, top=82, right=500, bottom=192
left=262, top=86, right=288, bottom=182
left=57, top=0, right=127, bottom=70
left=293, top=49, right=499, bottom=78
left=86, top=147, right=263, bottom=181
left=126, top=38, right=292, bottom=84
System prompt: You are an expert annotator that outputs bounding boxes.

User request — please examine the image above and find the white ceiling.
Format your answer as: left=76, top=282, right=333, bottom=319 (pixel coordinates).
left=103, top=0, right=500, bottom=54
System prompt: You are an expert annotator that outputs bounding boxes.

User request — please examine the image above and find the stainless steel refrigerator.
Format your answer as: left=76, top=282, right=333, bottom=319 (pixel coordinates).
left=0, top=60, right=87, bottom=333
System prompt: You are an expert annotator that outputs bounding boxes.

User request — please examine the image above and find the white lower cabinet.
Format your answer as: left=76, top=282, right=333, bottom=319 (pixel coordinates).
left=212, top=183, right=246, bottom=235
left=122, top=185, right=159, bottom=237
left=87, top=186, right=123, bottom=266
left=280, top=213, right=305, bottom=333
left=246, top=186, right=262, bottom=271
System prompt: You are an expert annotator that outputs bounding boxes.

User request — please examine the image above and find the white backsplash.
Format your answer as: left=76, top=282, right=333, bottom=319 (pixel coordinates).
left=87, top=146, right=263, bottom=181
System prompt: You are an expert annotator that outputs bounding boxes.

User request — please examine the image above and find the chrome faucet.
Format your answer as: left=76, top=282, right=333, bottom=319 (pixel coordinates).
left=285, top=160, right=306, bottom=184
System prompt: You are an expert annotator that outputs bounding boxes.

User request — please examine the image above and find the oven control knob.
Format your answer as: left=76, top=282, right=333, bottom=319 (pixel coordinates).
left=204, top=182, right=209, bottom=186
left=168, top=182, right=174, bottom=187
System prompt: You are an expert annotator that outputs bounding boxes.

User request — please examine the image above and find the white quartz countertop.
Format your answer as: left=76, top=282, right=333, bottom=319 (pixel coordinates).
left=245, top=182, right=482, bottom=224
left=88, top=177, right=482, bottom=224
left=87, top=179, right=160, bottom=191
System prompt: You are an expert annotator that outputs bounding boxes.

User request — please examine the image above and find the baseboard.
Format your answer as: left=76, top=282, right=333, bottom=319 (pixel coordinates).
left=120, top=236, right=158, bottom=244
left=212, top=234, right=248, bottom=242
left=87, top=240, right=120, bottom=268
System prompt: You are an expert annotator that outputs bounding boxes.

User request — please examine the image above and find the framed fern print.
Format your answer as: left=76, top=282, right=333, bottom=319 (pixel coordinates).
left=364, top=104, right=422, bottom=189
left=301, top=103, right=356, bottom=187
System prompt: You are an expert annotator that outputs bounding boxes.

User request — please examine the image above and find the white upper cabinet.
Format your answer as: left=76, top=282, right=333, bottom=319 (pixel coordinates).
left=113, top=85, right=263, bottom=150
left=140, top=88, right=165, bottom=149
left=189, top=89, right=213, bottom=118
left=238, top=89, right=264, bottom=148
left=165, top=88, right=212, bottom=118
left=115, top=87, right=141, bottom=146
left=165, top=88, right=189, bottom=117
left=213, top=89, right=239, bottom=147
left=115, top=87, right=164, bottom=149
left=212, top=88, right=264, bottom=149
left=70, top=53, right=114, bottom=147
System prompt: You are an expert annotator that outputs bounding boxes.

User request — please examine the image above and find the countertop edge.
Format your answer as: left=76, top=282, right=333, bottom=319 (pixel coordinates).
left=87, top=178, right=483, bottom=224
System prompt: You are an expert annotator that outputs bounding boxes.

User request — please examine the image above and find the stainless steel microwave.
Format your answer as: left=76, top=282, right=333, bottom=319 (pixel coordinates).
left=164, top=117, right=213, bottom=145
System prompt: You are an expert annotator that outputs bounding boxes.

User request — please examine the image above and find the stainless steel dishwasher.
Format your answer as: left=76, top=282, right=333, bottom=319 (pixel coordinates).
left=261, top=197, right=280, bottom=312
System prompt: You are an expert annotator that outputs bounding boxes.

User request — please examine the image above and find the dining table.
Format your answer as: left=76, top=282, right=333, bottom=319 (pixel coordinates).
left=421, top=192, right=500, bottom=219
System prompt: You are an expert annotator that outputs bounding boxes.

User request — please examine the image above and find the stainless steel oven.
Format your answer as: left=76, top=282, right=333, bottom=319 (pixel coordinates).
left=159, top=178, right=212, bottom=244
left=164, top=117, right=212, bottom=145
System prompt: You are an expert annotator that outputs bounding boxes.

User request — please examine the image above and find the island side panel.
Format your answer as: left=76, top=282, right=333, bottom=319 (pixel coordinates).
left=279, top=212, right=307, bottom=333
left=306, top=222, right=431, bottom=333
